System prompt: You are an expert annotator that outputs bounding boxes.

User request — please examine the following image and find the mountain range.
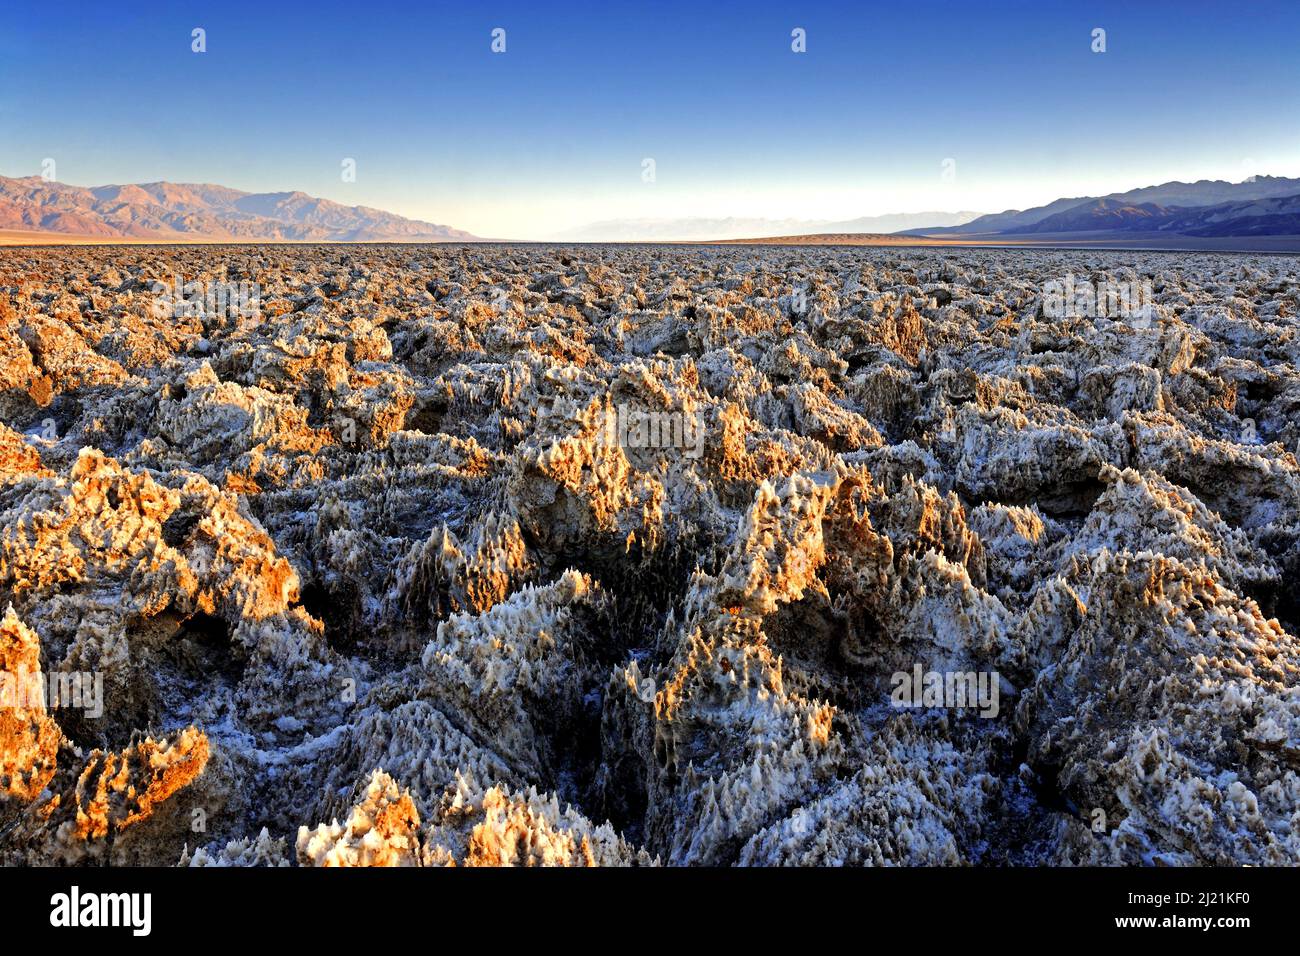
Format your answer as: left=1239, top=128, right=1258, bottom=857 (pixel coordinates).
left=555, top=211, right=984, bottom=242
left=4, top=172, right=1299, bottom=247
left=0, top=175, right=477, bottom=241
left=905, top=176, right=1300, bottom=239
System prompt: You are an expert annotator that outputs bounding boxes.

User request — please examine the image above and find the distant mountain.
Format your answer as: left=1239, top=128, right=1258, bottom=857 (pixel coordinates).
left=819, top=211, right=985, bottom=234
left=1004, top=197, right=1174, bottom=233
left=918, top=197, right=1097, bottom=235
left=1166, top=194, right=1300, bottom=237
left=1104, top=175, right=1300, bottom=208
left=1005, top=192, right=1300, bottom=238
left=556, top=211, right=982, bottom=242
left=911, top=176, right=1300, bottom=237
left=0, top=174, right=477, bottom=241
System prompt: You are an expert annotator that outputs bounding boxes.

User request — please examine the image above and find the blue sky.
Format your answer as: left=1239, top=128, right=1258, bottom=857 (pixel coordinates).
left=3, top=0, right=1298, bottom=238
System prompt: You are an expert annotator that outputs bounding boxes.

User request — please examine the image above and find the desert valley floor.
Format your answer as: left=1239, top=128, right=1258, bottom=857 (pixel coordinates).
left=1, top=243, right=1298, bottom=866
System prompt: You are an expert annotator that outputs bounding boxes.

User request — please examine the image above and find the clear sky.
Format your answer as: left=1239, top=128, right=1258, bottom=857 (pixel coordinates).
left=3, top=0, right=1298, bottom=238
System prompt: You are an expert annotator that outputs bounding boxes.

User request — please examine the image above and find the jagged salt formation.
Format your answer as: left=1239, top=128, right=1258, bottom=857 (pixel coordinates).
left=1, top=244, right=1297, bottom=866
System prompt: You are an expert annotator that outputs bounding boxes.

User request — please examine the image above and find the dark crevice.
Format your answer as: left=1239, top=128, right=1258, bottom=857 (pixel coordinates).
left=959, top=477, right=1107, bottom=521
left=299, top=581, right=362, bottom=656
left=404, top=397, right=447, bottom=435
left=513, top=528, right=708, bottom=837
left=164, top=611, right=245, bottom=688
left=161, top=511, right=200, bottom=548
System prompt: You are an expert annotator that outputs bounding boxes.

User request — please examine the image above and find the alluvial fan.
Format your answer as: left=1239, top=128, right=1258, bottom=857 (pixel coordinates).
left=1, top=243, right=1298, bottom=866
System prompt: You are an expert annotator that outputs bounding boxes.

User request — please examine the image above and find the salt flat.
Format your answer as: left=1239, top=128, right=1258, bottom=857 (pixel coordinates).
left=1, top=243, right=1298, bottom=866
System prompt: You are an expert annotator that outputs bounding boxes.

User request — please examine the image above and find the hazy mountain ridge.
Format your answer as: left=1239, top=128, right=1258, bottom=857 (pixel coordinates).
left=557, top=211, right=983, bottom=242
left=1003, top=192, right=1300, bottom=238
left=7, top=170, right=1299, bottom=245
left=0, top=175, right=477, bottom=241
left=911, top=176, right=1300, bottom=238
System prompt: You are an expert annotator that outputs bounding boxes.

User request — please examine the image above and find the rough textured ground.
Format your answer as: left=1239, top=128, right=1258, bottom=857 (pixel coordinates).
left=1, top=244, right=1298, bottom=867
